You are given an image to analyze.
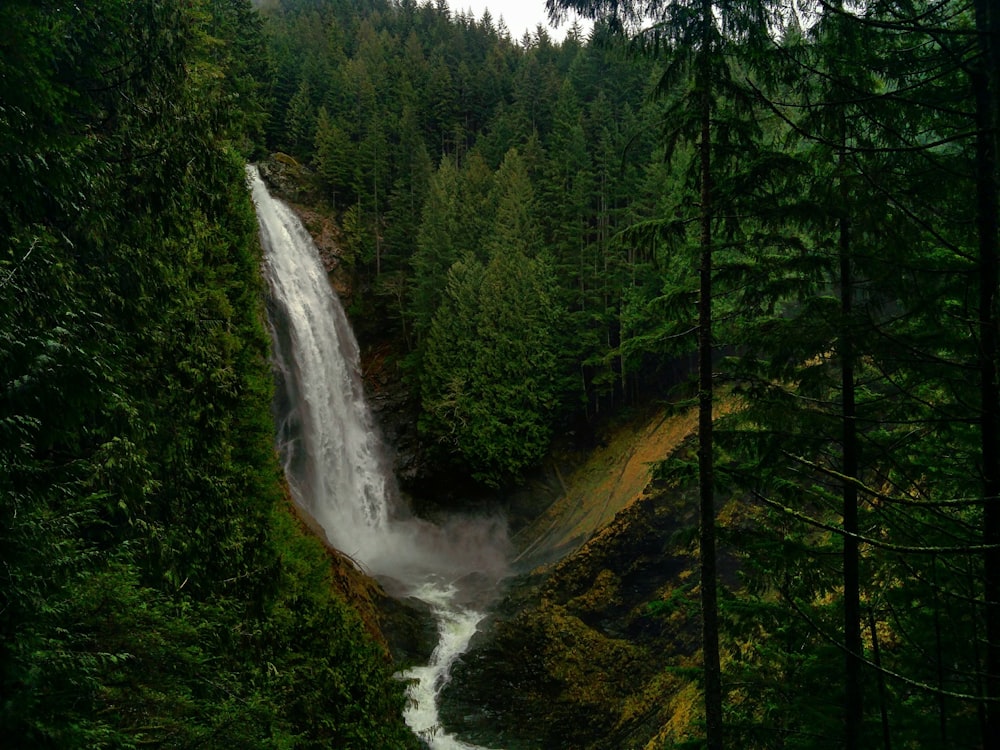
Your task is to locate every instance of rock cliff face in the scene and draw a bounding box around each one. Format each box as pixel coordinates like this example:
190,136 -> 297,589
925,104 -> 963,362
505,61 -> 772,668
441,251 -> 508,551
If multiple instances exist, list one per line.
438,420 -> 719,750
258,155 -> 348,289
284,493 -> 436,663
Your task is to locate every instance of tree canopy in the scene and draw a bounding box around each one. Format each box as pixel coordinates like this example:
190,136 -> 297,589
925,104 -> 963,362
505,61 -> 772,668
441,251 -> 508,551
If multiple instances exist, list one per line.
1,2 -> 417,747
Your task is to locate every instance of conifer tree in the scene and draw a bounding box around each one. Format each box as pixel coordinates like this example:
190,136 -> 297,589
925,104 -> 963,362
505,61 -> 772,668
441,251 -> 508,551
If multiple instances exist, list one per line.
723,1 -> 1000,745
1,3 -> 419,746
546,0 -> 780,744
419,149 -> 563,485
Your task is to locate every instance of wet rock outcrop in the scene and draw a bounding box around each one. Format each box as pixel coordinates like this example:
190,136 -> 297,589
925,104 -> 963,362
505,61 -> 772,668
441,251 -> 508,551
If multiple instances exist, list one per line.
438,445 -> 731,750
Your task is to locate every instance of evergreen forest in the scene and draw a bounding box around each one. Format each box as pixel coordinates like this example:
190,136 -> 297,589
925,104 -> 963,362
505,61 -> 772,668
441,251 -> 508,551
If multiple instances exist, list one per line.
1,2 -> 417,747
3,0 -> 1000,747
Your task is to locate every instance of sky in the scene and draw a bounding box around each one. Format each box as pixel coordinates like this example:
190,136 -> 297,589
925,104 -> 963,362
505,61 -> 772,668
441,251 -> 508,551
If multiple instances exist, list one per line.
450,0 -> 592,41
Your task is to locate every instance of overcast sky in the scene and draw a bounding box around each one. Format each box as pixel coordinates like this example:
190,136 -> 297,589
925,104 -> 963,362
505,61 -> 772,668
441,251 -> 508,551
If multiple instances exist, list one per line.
450,0 -> 592,41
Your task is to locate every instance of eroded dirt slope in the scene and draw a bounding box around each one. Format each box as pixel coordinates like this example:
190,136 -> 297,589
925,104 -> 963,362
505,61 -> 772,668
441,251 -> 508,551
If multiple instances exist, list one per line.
511,407 -> 697,572
441,405 -> 724,750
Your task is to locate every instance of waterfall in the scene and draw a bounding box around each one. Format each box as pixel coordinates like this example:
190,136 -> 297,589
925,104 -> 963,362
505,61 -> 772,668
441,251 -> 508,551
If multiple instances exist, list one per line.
248,166 -> 506,748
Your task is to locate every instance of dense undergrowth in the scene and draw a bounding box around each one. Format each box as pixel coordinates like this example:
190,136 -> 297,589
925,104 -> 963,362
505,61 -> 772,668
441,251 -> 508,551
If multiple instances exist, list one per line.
0,2 -> 417,747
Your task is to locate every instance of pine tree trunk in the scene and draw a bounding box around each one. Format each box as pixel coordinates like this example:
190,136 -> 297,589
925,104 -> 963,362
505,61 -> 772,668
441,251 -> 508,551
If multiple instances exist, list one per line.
867,608 -> 892,750
840,161 -> 863,750
973,0 -> 1000,742
698,1 -> 723,746
932,557 -> 947,745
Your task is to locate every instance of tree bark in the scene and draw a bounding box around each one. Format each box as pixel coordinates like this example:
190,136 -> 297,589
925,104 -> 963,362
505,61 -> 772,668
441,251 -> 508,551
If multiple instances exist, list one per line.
840,155 -> 863,750
698,1 -> 723,747
867,608 -> 892,750
973,0 -> 1000,743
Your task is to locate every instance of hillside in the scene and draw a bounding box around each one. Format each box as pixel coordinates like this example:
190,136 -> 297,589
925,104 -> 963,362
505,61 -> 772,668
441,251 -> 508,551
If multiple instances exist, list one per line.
441,406 -> 712,749
511,407 -> 698,570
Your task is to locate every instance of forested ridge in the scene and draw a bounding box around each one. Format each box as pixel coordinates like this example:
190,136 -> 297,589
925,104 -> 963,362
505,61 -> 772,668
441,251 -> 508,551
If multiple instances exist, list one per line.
258,0 -> 1000,747
1,2 -> 417,747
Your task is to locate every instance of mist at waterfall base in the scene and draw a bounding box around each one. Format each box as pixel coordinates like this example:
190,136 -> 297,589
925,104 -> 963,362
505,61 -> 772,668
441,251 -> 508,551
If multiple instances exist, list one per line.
248,167 -> 508,749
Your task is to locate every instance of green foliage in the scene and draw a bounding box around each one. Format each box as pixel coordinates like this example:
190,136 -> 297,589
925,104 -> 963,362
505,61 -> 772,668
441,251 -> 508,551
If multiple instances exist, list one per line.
257,0 -> 663,471
0,2 -> 417,747
418,150 -> 564,485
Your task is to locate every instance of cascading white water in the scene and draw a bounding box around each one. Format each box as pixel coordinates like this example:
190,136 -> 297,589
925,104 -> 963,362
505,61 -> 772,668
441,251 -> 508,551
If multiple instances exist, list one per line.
248,166 -> 505,749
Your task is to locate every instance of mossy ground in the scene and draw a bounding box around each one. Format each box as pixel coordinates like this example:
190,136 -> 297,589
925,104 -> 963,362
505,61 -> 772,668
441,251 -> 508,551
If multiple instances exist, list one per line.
440,406 -> 728,749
